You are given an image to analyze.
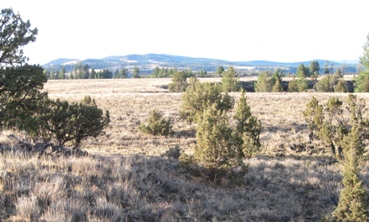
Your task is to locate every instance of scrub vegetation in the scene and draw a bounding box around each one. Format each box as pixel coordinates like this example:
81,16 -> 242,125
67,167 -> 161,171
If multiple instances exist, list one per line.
2,7 -> 369,222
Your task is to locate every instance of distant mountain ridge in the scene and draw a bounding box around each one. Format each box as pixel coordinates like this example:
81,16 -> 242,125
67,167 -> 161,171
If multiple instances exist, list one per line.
43,53 -> 359,74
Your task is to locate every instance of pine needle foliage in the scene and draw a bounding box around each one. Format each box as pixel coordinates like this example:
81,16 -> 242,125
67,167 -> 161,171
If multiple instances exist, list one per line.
139,109 -> 172,136
334,79 -> 349,93
288,76 -> 308,92
233,89 -> 262,158
180,77 -> 234,124
0,64 -> 48,135
195,104 -> 239,171
355,33 -> 369,92
254,69 -> 284,92
221,66 -> 240,92
40,97 -> 110,148
303,94 -> 369,158
331,126 -> 368,221
190,90 -> 261,182
168,71 -> 189,92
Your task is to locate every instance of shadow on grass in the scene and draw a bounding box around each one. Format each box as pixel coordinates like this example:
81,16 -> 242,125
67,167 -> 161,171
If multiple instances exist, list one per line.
0,145 -> 359,222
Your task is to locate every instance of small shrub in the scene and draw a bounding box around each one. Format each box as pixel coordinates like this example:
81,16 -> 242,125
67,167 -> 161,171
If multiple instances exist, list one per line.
161,145 -> 181,160
288,77 -> 299,92
315,74 -> 347,92
139,109 -> 172,136
255,70 -> 284,92
168,71 -> 188,92
234,90 -> 262,158
82,95 -> 96,105
315,74 -> 337,92
40,97 -> 110,148
334,79 -> 348,93
288,76 -> 308,92
303,94 -> 369,158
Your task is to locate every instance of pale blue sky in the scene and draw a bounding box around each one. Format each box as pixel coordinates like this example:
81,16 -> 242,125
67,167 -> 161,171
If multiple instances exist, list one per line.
2,0 -> 368,65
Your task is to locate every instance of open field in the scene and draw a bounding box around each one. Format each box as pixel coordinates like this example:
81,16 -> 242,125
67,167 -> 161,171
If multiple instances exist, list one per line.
1,77 -> 369,221
42,76 -> 366,157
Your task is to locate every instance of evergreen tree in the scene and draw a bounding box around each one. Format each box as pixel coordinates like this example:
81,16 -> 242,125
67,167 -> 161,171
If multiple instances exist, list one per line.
152,66 -> 160,77
324,61 -> 331,74
309,60 -> 320,78
198,70 -> 205,77
355,33 -> 369,92
288,77 -> 299,92
58,66 -> 66,79
40,97 -> 110,148
221,66 -> 240,92
49,69 -> 55,79
69,70 -> 75,79
297,63 -> 310,78
195,104 -> 238,173
272,77 -> 284,92
83,64 -> 90,79
303,94 -> 369,158
180,77 -> 233,124
216,65 -> 225,76
332,125 -> 368,221
168,71 -> 189,92
73,65 -> 78,79
90,68 -> 97,79
0,65 -> 47,134
315,74 -> 338,92
139,109 -> 172,136
255,71 -> 272,92
360,33 -> 369,69
116,68 -> 127,78
271,69 -> 284,92
132,66 -> 140,78
233,90 -> 262,157
0,8 -> 38,65
335,79 -> 348,93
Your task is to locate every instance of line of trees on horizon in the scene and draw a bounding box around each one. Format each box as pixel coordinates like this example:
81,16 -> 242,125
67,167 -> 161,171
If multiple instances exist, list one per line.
44,61 -> 356,80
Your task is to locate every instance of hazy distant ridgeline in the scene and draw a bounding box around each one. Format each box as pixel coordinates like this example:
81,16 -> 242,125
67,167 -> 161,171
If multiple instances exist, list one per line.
43,53 -> 358,74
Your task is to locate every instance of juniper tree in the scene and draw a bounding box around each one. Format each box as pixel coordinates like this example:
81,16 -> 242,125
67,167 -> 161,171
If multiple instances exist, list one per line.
221,66 -> 240,92
216,65 -> 225,76
271,69 -> 284,92
334,79 -> 348,93
189,90 -> 260,182
309,60 -> 320,79
194,104 -> 239,172
168,71 -> 189,92
0,64 -> 47,134
180,77 -> 233,124
303,94 -> 369,158
355,33 -> 369,92
272,77 -> 284,92
0,8 -> 38,66
332,126 -> 368,221
40,97 -> 110,148
139,109 -> 172,136
233,90 -> 261,157
255,71 -> 272,92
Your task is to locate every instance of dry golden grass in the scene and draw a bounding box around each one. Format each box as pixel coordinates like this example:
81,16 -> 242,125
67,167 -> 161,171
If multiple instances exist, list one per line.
42,77 -> 369,157
1,77 -> 369,221
0,140 -> 350,221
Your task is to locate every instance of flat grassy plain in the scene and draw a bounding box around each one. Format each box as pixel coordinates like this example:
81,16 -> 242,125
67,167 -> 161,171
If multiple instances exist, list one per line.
1,77 -> 369,221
